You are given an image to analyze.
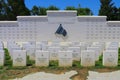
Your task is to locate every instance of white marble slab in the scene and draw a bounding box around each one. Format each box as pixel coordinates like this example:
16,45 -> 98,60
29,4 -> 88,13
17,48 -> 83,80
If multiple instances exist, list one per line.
103,50 -> 118,67
68,47 -> 81,61
58,51 -> 72,67
35,50 -> 49,66
12,50 -> 26,66
81,50 -> 95,67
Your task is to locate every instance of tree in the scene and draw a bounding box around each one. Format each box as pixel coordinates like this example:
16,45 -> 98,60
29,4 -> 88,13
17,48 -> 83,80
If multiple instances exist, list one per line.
47,5 -> 59,10
118,8 -> 120,20
31,6 -> 39,15
39,7 -> 47,15
64,5 -> 93,16
0,0 -> 30,20
77,8 -> 93,15
0,0 -> 8,20
31,6 -> 47,15
31,5 -> 59,16
65,6 -> 76,10
99,0 -> 115,20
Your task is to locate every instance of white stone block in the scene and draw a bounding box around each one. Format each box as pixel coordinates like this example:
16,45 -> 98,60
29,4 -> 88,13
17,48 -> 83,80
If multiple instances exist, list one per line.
68,47 -> 81,61
12,50 -> 26,66
87,47 -> 101,61
91,45 -> 104,54
35,50 -> 49,66
58,51 -> 72,67
81,50 -> 95,67
48,47 -> 60,60
0,50 -> 4,66
103,50 -> 118,67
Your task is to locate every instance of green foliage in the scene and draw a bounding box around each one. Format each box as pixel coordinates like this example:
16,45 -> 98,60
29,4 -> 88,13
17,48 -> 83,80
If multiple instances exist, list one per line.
95,55 -> 103,68
0,66 -> 3,69
72,61 -> 82,68
0,0 -> 30,20
4,48 -> 12,67
4,60 -> 12,66
64,5 -> 93,16
99,0 -> 120,20
27,56 -> 35,66
118,48 -> 120,66
47,5 -> 59,10
65,6 -> 76,10
49,60 -> 58,69
12,66 -> 27,70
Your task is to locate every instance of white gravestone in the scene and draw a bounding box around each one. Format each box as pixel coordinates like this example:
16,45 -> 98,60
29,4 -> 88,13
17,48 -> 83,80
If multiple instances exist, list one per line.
9,47 -> 22,59
87,47 -> 101,61
48,47 -> 60,60
91,45 -> 104,54
0,50 -> 4,66
35,50 -> 49,67
58,51 -> 72,67
81,50 -> 95,67
103,50 -> 118,67
68,47 -> 81,61
12,50 -> 26,66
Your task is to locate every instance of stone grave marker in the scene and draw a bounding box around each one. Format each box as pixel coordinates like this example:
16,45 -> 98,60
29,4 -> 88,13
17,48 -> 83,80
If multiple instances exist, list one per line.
48,47 -> 60,60
58,51 -> 72,67
68,47 -> 81,61
35,50 -> 49,66
103,50 -> 118,67
87,47 -> 101,61
81,50 -> 95,67
12,50 -> 26,66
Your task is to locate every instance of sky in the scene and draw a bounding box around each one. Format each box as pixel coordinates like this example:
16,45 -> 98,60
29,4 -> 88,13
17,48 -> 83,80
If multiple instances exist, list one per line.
25,0 -> 120,15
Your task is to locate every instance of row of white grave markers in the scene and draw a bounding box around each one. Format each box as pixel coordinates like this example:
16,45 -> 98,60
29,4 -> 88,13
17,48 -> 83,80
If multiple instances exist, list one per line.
2,41 -> 119,67
0,41 -> 4,66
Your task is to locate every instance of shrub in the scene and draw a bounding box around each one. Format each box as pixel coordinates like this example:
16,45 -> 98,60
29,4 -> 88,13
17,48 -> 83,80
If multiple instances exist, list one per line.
49,60 -> 58,69
27,56 -> 35,66
72,61 -> 81,68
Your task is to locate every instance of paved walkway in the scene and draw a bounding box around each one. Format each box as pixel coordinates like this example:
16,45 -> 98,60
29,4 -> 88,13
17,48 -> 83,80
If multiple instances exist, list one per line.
87,70 -> 120,80
10,70 -> 77,80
